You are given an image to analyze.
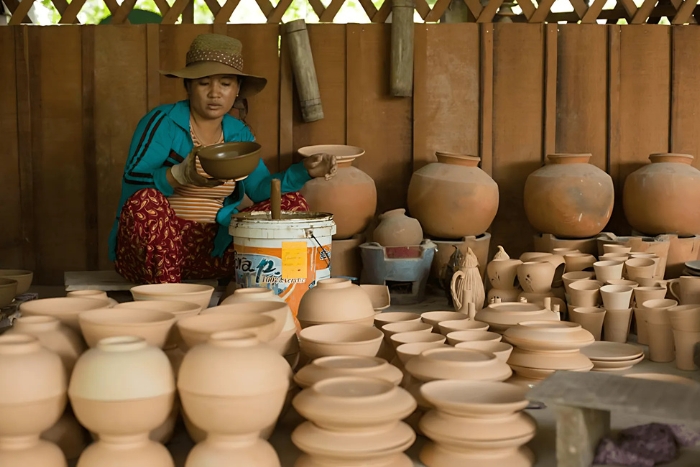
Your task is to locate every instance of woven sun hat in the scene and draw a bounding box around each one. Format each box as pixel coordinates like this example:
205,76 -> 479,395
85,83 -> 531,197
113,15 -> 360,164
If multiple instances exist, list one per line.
160,33 -> 267,99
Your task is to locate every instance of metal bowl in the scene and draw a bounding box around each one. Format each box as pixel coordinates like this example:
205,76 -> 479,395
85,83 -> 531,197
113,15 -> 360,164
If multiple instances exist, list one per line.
198,141 -> 261,180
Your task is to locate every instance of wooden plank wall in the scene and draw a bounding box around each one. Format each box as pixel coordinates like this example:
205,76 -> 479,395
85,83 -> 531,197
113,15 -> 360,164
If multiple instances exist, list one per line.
0,23 -> 697,284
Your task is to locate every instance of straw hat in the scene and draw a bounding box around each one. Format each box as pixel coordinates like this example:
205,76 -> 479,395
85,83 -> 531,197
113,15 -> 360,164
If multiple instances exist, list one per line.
160,33 -> 267,99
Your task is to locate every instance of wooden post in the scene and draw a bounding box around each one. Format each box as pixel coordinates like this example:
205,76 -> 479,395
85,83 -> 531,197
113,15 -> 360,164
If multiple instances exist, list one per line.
554,406 -> 610,467
390,0 -> 414,97
271,179 -> 282,220
283,19 -> 324,123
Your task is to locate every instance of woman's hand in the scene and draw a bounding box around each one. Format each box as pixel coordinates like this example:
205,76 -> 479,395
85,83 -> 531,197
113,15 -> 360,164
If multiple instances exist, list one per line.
303,153 -> 337,180
170,148 -> 224,188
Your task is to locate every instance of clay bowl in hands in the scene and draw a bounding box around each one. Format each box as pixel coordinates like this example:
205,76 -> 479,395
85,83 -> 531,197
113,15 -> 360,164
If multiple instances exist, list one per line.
176,312 -> 278,350
0,269 -> 32,295
197,141 -> 261,180
130,283 -> 215,310
20,297 -> 111,332
78,308 -> 177,348
0,278 -> 18,307
299,323 -> 383,360
420,380 -> 529,417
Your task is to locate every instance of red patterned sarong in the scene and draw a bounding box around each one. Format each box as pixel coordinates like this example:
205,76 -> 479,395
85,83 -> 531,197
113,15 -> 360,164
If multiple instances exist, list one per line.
114,188 -> 309,284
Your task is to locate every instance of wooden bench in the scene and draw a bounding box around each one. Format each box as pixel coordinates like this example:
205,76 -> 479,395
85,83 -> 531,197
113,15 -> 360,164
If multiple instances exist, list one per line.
528,371 -> 700,467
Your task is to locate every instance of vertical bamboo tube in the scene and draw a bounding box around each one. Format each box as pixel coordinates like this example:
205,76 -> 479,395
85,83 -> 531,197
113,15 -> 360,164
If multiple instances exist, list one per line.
271,179 -> 282,220
284,19 -> 324,122
391,0 -> 415,97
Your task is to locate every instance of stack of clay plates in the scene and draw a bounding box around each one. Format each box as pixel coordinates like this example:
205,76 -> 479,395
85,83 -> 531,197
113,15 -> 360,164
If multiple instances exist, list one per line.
503,321 -> 595,385
682,261 -> 700,277
580,342 -> 645,372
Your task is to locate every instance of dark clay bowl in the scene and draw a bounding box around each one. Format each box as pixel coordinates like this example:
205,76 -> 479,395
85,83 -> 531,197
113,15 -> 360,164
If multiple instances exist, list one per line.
198,142 -> 261,180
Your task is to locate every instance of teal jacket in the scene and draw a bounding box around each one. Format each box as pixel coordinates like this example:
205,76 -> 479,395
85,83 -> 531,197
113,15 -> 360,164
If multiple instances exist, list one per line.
108,100 -> 311,262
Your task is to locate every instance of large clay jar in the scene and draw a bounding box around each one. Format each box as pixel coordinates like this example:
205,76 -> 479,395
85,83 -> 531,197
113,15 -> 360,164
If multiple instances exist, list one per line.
623,153 -> 700,236
373,209 -> 424,247
178,331 -> 291,467
69,336 -> 176,467
407,153 -> 499,239
0,334 -> 67,467
297,278 -> 375,328
524,154 -> 614,238
299,145 -> 377,239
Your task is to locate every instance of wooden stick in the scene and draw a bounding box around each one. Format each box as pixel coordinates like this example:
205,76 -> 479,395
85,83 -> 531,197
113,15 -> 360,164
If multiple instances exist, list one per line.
271,179 -> 282,220
391,0 -> 415,97
284,19 -> 324,123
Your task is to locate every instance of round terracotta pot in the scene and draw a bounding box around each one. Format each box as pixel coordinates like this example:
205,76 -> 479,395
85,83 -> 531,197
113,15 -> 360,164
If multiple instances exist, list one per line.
297,278 -> 375,328
623,153 -> 700,236
373,209 -> 423,247
407,153 -> 499,239
0,334 -> 67,467
298,145 -> 377,239
524,154 -> 614,238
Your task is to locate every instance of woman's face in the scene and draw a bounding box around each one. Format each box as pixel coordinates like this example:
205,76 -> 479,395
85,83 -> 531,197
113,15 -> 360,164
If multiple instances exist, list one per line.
187,74 -> 240,120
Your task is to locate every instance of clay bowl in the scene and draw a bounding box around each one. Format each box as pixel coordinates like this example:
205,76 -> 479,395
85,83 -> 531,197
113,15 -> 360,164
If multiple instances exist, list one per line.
438,319 -> 489,336
0,278 -> 18,307
454,341 -> 513,363
293,355 -> 404,389
177,312 -> 278,349
420,380 -> 529,418
115,300 -> 202,319
201,301 -> 291,338
20,297 -> 111,332
381,321 -> 432,340
503,320 -> 595,352
0,269 -> 32,295
359,285 -> 391,312
390,331 -> 446,349
67,290 -> 119,307
78,308 -> 176,348
130,283 -> 215,310
421,311 -> 468,331
563,271 -> 596,294
395,342 -> 449,365
299,323 -> 383,360
373,312 -> 421,328
197,141 -> 261,180
405,347 -> 512,382
446,330 -> 502,346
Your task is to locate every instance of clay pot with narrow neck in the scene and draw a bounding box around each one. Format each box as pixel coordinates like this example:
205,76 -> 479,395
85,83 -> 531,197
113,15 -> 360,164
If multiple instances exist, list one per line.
524,154 -> 614,238
407,153 -> 499,239
0,334 -> 67,467
624,154 -> 700,236
299,145 -> 377,239
373,209 -> 423,247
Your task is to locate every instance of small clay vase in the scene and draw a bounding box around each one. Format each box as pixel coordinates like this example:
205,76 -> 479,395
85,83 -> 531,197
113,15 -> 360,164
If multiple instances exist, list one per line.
373,209 -> 423,247
642,299 -> 678,363
570,307 -> 606,341
599,285 -> 634,311
0,334 -> 67,467
603,308 -> 632,343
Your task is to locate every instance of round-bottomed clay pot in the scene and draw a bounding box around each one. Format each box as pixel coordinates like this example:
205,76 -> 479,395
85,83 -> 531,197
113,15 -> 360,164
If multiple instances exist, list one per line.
299,145 -> 377,240
178,331 -> 291,467
299,323 -> 383,359
0,334 -> 67,467
373,209 -> 423,247
407,153 -> 499,239
20,297 -> 111,333
68,336 -> 176,467
623,153 -> 700,236
524,154 -> 614,238
298,278 -> 375,328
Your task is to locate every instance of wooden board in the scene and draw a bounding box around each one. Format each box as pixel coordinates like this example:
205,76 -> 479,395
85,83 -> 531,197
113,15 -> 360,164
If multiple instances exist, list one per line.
670,26 -> 700,169
291,24 -> 347,166
489,23 -> 544,257
33,26 -> 88,284
613,26 -> 671,234
0,28 -> 23,269
346,24 -> 413,215
93,25 -> 149,270
555,25 -> 608,171
413,23 -> 480,171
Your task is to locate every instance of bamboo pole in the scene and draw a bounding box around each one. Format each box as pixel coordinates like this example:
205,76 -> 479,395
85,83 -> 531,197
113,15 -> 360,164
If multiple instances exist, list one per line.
390,0 -> 415,97
284,19 -> 324,122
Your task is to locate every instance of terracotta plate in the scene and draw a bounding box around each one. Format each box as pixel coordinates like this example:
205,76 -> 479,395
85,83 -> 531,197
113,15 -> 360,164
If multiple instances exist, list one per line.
580,342 -> 644,361
591,354 -> 645,369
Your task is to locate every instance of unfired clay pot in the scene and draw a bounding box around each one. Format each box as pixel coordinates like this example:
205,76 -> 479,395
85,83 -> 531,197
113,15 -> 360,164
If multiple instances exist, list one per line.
524,154 -> 614,238
68,336 -> 176,467
178,331 -> 291,467
407,153 -> 499,239
623,154 -> 700,236
373,209 -> 423,247
299,145 -> 377,239
0,334 -> 67,467
297,278 -> 375,328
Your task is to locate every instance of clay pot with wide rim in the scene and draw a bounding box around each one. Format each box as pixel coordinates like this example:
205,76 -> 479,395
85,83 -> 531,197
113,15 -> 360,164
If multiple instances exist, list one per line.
178,331 -> 291,467
623,153 -> 700,236
407,152 -> 499,239
373,209 -> 423,247
524,154 -> 614,238
298,145 -> 377,240
0,334 -> 67,467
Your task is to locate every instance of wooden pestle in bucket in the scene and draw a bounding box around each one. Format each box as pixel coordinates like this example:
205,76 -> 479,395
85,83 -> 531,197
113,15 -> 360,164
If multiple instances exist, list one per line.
271,179 -> 282,219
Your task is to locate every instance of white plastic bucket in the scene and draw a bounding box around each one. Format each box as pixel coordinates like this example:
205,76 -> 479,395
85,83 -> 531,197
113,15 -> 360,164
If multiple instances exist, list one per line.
229,211 -> 336,318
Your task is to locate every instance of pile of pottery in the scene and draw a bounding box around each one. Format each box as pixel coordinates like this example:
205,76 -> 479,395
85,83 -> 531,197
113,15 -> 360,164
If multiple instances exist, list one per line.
418,380 -> 536,467
0,269 -> 33,307
580,342 -> 644,372
292,376 -> 417,466
503,321 -> 594,386
475,300 -> 559,334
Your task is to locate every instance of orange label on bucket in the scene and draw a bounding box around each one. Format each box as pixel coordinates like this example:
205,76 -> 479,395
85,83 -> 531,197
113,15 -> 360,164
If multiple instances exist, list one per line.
282,242 -> 307,279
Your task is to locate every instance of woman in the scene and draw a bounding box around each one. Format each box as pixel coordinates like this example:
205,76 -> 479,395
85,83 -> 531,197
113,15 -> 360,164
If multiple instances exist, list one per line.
108,33 -> 336,284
